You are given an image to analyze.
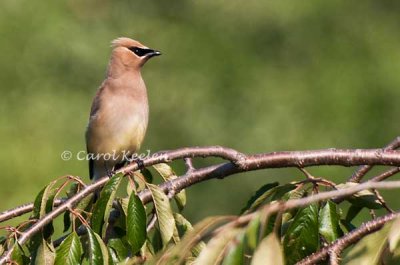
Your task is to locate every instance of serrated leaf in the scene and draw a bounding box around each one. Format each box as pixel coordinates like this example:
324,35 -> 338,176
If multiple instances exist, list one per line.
343,221 -> 392,265
126,192 -> 147,253
195,228 -> 240,265
87,227 -> 109,265
32,182 -> 57,239
221,233 -> 245,265
251,233 -> 284,265
34,239 -> 55,265
157,216 -> 234,264
283,204 -> 319,265
319,200 -> 340,243
153,163 -> 187,211
107,238 -> 129,262
91,174 -> 123,237
336,182 -> 383,209
55,232 -> 82,265
147,183 -> 175,246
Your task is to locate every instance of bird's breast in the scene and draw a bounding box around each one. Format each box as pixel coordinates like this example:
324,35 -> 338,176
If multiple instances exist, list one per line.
86,92 -> 149,159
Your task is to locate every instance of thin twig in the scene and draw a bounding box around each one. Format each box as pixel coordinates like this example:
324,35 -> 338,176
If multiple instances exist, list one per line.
370,167 -> 400,182
297,212 -> 399,265
184,157 -> 195,173
3,146 -> 400,224
349,137 -> 400,182
3,146 -> 400,262
146,214 -> 158,233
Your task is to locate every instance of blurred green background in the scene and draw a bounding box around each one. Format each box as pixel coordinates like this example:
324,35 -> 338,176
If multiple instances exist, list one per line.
1,0 -> 400,224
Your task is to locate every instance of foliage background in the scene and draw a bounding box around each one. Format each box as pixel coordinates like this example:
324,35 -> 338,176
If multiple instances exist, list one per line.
1,0 -> 400,225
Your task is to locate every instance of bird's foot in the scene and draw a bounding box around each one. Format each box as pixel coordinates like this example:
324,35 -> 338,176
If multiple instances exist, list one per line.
133,158 -> 145,170
103,161 -> 115,178
107,168 -> 116,178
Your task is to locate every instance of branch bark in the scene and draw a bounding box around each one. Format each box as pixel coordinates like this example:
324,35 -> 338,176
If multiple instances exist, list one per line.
297,212 -> 399,264
2,146 -> 400,263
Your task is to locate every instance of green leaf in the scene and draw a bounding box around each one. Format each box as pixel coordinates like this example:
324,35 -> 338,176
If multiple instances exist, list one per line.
389,217 -> 400,251
270,183 -> 298,202
141,168 -> 154,183
221,233 -> 245,265
195,228 -> 240,265
283,203 -> 319,265
244,183 -> 296,213
241,182 -> 279,213
32,182 -> 57,239
107,238 -> 129,262
150,228 -> 164,254
153,163 -> 187,211
343,221 -> 391,265
173,213 -> 204,256
337,182 -> 383,209
91,174 -> 123,237
281,187 -> 308,223
126,177 -> 136,196
118,197 -> 129,217
34,239 -> 56,265
55,232 -> 83,265
319,200 -> 340,243
72,193 -> 94,230
340,219 -> 356,234
126,192 -> 147,254
147,183 -> 175,246
345,204 -> 363,223
245,215 -> 261,251
10,241 -> 29,265
63,212 -> 72,233
251,233 -> 284,265
174,213 -> 194,236
87,227 -> 109,265
157,216 -> 233,264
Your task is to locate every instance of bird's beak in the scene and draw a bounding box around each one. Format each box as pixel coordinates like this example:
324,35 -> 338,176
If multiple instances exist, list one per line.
146,49 -> 161,58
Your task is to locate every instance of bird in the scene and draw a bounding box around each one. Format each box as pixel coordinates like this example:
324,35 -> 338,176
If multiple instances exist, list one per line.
85,37 -> 161,181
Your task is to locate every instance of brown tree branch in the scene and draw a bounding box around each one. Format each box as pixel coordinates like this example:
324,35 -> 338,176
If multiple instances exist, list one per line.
349,136 -> 400,182
4,146 -> 400,223
297,212 -> 399,265
370,167 -> 400,182
3,146 -> 400,262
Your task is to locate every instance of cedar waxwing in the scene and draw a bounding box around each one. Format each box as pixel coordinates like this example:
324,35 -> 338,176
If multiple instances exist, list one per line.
85,37 -> 161,181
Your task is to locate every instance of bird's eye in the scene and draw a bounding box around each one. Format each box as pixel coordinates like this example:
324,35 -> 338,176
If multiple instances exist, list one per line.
128,47 -> 147,57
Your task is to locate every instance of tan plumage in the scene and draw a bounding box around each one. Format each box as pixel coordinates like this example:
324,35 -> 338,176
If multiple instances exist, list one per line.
86,37 -> 160,180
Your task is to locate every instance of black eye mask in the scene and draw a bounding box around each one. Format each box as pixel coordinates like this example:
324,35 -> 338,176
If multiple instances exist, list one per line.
128,47 -> 161,57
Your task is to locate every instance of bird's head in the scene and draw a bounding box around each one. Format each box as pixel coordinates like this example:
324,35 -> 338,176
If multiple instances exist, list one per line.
110,37 -> 161,69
